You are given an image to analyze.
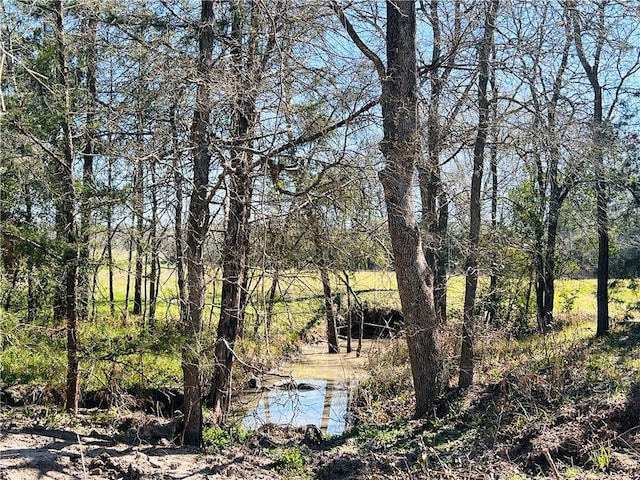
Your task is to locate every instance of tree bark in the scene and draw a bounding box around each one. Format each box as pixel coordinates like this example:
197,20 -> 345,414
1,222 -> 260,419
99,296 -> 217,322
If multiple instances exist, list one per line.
148,155 -> 159,331
310,210 -> 340,353
530,9 -> 572,332
378,1 -> 445,415
419,0 -> 448,324
459,0 -> 498,389
181,0 -> 216,447
133,161 -> 144,316
333,0 -> 445,414
487,43 -> 499,326
208,0 -> 274,424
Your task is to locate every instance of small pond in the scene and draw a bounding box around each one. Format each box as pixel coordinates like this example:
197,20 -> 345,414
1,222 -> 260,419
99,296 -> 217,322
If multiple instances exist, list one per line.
236,339 -> 381,436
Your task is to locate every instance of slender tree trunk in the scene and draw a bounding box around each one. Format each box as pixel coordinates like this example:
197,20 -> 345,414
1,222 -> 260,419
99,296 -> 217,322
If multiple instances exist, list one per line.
543,198 -> 561,326
123,236 -> 133,325
319,266 -> 339,353
459,0 -> 498,389
535,247 -> 547,332
53,0 -> 79,413
264,268 -> 279,349
487,47 -> 499,326
170,95 -> 187,326
208,0 -> 272,424
133,47 -> 145,317
570,2 -> 609,335
536,12 -> 571,331
107,159 -> 115,318
594,96 -> 609,336
133,158 -> 144,316
181,0 -> 216,447
106,47 -> 116,319
78,10 -> 97,324
148,157 -> 159,331
419,0 -> 450,324
310,209 -> 340,353
25,184 -> 38,322
343,271 -> 352,353
208,160 -> 252,422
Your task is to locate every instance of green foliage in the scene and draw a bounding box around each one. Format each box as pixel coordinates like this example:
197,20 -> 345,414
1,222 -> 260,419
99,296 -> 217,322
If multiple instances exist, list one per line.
202,426 -> 232,451
0,308 -> 183,394
559,289 -> 578,314
271,447 -> 309,475
0,313 -> 66,386
95,406 -> 120,425
589,442 -> 612,472
353,423 -> 411,450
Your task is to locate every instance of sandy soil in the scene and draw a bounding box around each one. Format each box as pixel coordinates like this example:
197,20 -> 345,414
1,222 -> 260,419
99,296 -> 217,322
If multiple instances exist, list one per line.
0,409 -> 284,480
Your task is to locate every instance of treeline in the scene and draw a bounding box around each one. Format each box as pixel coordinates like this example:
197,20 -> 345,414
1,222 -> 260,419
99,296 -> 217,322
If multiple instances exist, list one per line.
0,1 -> 638,445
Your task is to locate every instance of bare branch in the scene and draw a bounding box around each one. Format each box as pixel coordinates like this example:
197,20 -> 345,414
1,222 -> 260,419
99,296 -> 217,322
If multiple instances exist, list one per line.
329,1 -> 386,82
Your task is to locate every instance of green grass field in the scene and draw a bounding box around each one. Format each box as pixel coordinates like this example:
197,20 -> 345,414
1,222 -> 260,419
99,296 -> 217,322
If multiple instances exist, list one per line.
1,268 -> 638,396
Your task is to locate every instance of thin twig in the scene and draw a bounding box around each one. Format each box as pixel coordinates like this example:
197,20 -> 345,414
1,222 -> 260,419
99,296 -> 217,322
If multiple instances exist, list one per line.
76,434 -> 88,480
543,449 -> 560,480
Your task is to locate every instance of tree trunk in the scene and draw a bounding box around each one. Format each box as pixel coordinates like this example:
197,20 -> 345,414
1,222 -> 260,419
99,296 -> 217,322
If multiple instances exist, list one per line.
570,2 -> 609,336
170,94 -> 187,326
487,46 -> 499,326
536,13 -> 571,331
148,156 -> 159,331
459,0 -> 498,389
123,236 -> 133,324
53,0 -> 79,414
594,101 -> 609,336
377,1 -> 445,415
133,49 -> 145,317
208,161 -> 252,422
208,0 -> 270,424
181,0 -> 216,447
319,255 -> 340,354
331,0 -> 447,411
263,268 -> 279,349
419,0 -> 448,325
343,271 -> 352,353
107,159 -> 115,318
78,10 -> 97,324
535,249 -> 547,332
133,163 -> 144,316
310,209 -> 340,353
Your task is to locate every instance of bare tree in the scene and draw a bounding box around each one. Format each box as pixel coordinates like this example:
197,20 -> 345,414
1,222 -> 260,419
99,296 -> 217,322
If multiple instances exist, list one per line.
182,0 -> 216,447
208,0 -> 278,424
333,0 -> 446,415
569,0 -> 640,336
459,0 -> 498,389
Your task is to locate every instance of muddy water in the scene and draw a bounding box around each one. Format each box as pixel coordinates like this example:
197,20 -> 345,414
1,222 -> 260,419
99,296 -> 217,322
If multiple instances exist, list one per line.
237,339 -> 380,436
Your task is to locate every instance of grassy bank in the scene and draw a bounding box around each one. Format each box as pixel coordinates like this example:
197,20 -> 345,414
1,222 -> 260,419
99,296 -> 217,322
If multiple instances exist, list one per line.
1,272 -> 638,398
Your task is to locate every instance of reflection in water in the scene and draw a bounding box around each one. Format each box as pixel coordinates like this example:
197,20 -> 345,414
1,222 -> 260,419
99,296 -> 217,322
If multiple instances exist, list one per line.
241,379 -> 350,436
238,339 -> 380,436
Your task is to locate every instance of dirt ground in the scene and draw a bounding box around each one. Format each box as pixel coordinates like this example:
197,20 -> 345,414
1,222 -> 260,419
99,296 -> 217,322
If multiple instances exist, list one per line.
0,411 -> 278,480
1,429 -> 242,480
3,390 -> 640,480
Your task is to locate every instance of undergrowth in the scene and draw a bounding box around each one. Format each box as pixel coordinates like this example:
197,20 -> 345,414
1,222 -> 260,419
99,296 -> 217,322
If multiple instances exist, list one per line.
348,316 -> 640,478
